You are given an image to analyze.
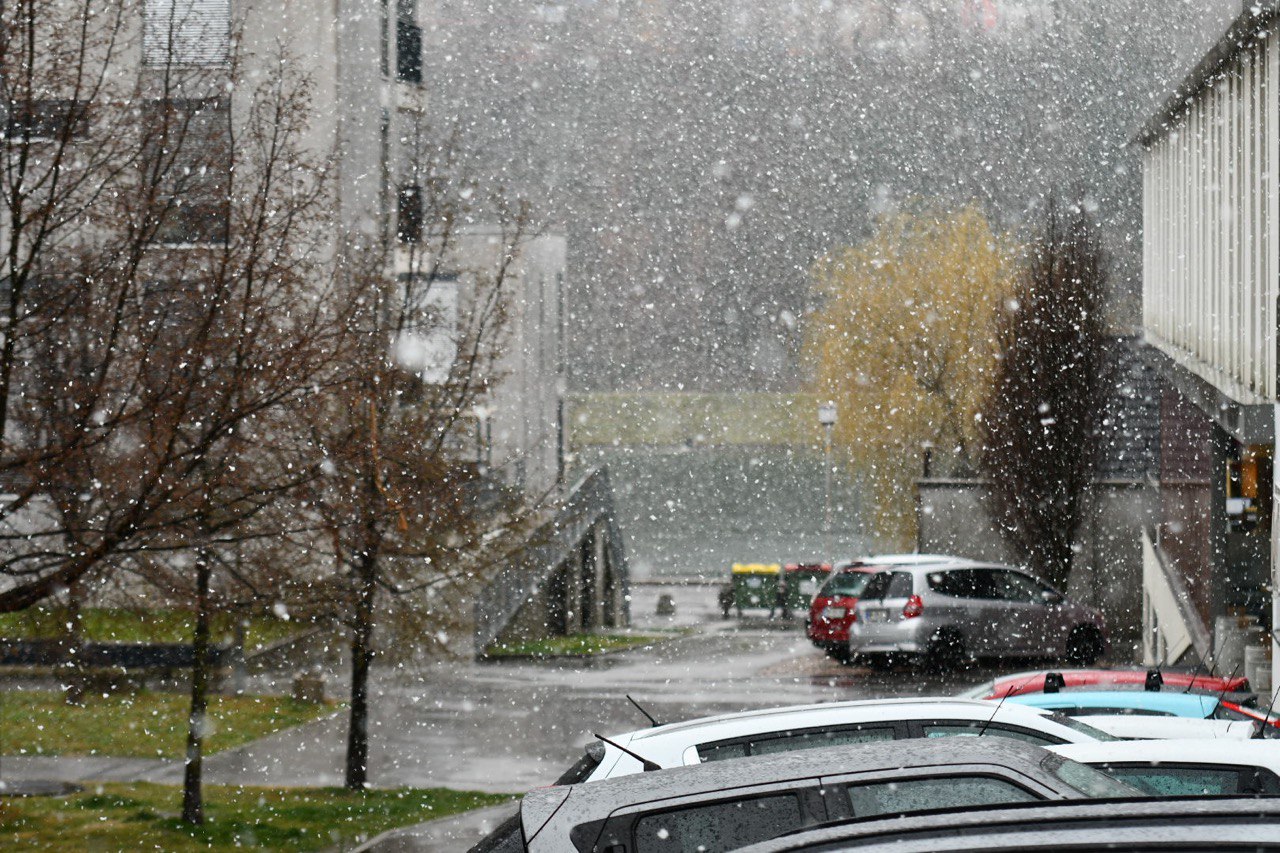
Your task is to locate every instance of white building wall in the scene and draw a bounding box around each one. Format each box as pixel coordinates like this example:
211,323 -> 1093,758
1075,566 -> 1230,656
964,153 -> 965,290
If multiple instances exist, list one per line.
1142,29 -> 1280,406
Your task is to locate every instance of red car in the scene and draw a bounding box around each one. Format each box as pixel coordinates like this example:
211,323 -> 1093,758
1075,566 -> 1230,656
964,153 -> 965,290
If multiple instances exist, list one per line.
966,668 -> 1251,700
806,564 -> 879,663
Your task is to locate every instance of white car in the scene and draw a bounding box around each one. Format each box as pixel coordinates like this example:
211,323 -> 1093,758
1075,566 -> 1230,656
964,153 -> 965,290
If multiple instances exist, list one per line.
1075,715 -> 1256,741
1052,739 -> 1280,794
575,698 -> 1117,782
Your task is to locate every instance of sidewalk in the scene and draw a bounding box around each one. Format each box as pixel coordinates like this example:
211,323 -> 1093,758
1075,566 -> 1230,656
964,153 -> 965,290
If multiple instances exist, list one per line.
352,802 -> 517,852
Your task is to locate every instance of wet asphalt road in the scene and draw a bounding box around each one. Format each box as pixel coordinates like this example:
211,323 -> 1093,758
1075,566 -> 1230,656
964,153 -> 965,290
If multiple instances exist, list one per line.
196,584 -> 1001,794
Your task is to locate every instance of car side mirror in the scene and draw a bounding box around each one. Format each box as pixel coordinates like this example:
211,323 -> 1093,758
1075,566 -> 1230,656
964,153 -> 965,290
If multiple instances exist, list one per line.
1041,590 -> 1064,606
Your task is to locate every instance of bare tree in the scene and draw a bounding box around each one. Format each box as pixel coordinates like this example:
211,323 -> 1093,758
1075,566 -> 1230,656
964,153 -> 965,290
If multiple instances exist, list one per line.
291,123 -> 534,790
980,195 -> 1114,591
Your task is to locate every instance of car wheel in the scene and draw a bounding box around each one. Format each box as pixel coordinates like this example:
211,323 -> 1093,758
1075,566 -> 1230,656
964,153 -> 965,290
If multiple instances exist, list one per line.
1065,625 -> 1104,666
924,629 -> 966,673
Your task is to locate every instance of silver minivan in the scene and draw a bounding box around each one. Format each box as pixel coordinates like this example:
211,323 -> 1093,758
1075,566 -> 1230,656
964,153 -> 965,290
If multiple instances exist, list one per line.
848,562 -> 1106,669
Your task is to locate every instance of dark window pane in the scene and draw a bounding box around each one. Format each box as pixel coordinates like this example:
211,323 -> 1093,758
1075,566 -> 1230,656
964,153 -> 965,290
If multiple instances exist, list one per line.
847,776 -> 1037,818
884,571 -> 913,598
860,572 -> 891,599
747,727 -> 894,756
820,572 -> 872,597
1103,765 -> 1252,796
396,19 -> 423,83
144,99 -> 230,245
927,569 -> 992,599
696,742 -> 748,763
5,99 -> 88,141
397,185 -> 424,242
633,794 -> 803,853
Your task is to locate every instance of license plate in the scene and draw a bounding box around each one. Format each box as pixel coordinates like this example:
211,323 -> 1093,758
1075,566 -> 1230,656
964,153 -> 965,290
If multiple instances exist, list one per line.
864,609 -> 889,623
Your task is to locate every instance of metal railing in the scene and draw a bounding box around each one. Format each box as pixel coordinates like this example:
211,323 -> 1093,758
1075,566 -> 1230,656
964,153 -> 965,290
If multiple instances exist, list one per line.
472,467 -> 627,656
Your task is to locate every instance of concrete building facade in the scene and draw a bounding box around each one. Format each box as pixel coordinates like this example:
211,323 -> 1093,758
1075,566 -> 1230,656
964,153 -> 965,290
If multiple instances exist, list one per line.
1136,3 -> 1280,694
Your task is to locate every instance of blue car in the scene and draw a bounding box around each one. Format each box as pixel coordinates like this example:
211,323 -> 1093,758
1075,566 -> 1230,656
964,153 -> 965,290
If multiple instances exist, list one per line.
1006,690 -> 1224,719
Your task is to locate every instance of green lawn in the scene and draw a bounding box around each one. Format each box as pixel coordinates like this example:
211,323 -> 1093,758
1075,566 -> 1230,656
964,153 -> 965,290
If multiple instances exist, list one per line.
0,607 -> 301,651
0,783 -> 511,851
0,691 -> 337,758
487,631 -> 675,658
567,391 -> 824,447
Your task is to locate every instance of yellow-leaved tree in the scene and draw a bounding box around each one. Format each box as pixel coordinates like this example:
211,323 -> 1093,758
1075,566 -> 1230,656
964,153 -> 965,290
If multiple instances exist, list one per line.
807,206 -> 1018,548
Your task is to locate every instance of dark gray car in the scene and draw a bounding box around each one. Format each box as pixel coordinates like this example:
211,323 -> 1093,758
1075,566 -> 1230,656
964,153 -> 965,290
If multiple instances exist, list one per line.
850,562 -> 1107,668
733,796 -> 1280,852
518,738 -> 1137,853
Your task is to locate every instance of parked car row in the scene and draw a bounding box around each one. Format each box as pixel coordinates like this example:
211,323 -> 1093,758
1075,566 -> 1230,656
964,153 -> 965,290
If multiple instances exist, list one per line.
805,554 -> 1108,669
472,676 -> 1280,852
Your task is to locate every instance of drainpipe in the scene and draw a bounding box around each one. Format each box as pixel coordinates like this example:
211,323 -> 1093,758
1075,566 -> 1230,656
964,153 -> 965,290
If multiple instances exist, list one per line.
1272,404 -> 1280,703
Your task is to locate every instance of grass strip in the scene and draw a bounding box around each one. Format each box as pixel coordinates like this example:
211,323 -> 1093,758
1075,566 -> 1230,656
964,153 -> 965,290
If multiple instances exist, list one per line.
0,691 -> 336,758
0,608 -> 300,650
0,782 -> 511,851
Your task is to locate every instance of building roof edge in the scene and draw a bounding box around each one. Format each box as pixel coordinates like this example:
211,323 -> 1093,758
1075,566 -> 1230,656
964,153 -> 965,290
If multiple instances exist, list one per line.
1134,3 -> 1280,148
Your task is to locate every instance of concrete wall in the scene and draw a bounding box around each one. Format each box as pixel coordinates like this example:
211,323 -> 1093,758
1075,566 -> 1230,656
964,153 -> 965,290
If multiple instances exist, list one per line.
450,228 -> 567,498
917,479 -> 1156,646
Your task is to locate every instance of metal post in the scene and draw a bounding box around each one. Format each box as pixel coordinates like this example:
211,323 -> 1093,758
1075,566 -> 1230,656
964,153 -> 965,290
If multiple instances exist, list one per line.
818,402 -> 837,565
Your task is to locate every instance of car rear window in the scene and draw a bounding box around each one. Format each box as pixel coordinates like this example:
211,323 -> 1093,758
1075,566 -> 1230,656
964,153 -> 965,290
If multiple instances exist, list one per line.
554,743 -> 603,785
820,571 -> 874,597
1094,763 -> 1280,796
863,571 -> 912,599
632,793 -> 805,853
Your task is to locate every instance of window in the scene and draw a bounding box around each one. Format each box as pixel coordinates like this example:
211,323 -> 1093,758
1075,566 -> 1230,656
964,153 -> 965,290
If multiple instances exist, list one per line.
920,722 -> 1060,745
143,0 -> 231,66
991,570 -> 1045,603
144,99 -> 231,245
396,0 -> 423,84
1042,754 -> 1144,798
632,793 -> 805,853
392,273 -> 459,383
4,100 -> 88,142
397,185 -> 424,243
819,571 -> 873,597
846,776 -> 1037,818
698,725 -> 894,763
927,569 -> 995,599
861,571 -> 912,600
1096,763 -> 1280,797
884,571 -> 913,598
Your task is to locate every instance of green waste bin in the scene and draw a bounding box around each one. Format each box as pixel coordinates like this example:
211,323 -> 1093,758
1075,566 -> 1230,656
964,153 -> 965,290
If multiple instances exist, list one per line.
730,563 -> 780,612
784,564 -> 832,611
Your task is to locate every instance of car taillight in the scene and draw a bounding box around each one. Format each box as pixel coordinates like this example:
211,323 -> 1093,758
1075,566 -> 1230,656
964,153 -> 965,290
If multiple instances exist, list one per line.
902,594 -> 924,619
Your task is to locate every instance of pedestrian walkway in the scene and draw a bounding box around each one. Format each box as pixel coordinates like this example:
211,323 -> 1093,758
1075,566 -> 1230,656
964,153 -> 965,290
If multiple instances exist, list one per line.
353,802 -> 517,852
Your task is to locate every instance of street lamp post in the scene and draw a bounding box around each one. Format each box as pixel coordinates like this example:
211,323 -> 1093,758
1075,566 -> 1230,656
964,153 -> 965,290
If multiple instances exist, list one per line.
818,401 -> 837,566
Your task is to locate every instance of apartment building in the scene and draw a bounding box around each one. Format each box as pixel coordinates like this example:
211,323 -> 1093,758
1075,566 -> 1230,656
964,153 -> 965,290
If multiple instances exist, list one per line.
1137,4 -> 1279,692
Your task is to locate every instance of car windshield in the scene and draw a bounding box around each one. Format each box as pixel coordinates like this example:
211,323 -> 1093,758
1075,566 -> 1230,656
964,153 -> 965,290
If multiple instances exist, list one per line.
1041,752 -> 1144,798
819,572 -> 873,597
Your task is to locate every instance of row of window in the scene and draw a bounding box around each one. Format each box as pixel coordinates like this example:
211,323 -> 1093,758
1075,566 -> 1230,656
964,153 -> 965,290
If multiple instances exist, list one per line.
859,568 -> 1059,605
140,0 -> 421,80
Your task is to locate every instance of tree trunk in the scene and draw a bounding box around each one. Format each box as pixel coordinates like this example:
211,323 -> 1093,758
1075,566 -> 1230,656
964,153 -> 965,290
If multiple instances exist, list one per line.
182,550 -> 212,825
344,555 -> 378,790
63,579 -> 86,706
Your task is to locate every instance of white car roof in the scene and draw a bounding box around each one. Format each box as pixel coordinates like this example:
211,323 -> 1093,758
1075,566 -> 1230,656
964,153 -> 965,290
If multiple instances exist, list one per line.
839,554 -> 967,567
589,698 -> 1095,782
1052,739 -> 1280,771
1079,715 -> 1256,741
